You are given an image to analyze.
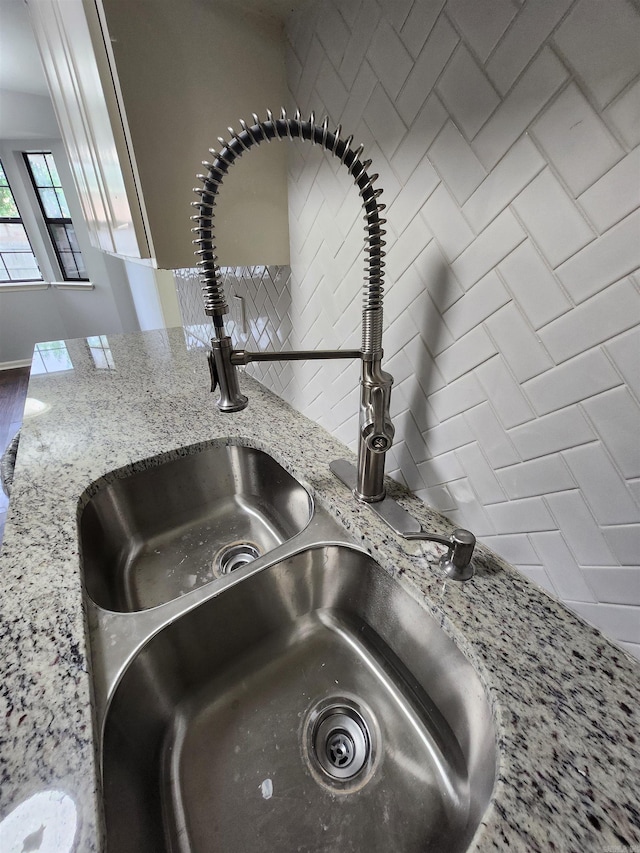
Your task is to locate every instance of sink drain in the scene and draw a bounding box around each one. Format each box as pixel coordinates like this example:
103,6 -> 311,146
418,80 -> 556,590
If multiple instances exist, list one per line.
215,541 -> 262,575
326,730 -> 356,769
315,710 -> 369,779
304,697 -> 376,789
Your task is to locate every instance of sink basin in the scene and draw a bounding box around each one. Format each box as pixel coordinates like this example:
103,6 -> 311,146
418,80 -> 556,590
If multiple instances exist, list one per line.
100,545 -> 496,852
79,444 -> 312,611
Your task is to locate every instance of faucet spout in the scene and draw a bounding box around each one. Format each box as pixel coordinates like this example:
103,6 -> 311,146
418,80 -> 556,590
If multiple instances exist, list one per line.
192,108 -> 392,502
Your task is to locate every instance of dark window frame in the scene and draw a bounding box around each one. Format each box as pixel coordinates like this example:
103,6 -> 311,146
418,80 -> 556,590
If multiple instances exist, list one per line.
0,159 -> 43,284
23,151 -> 89,283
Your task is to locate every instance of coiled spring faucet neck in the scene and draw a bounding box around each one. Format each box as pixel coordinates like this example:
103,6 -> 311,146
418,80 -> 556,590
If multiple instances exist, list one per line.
192,108 -> 394,503
192,108 -> 387,357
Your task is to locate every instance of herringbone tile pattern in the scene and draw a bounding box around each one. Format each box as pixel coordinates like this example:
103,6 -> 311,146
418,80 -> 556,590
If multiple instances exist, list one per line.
176,0 -> 640,659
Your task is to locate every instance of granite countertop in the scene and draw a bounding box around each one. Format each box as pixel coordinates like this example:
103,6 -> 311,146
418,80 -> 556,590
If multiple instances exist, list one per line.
0,328 -> 638,851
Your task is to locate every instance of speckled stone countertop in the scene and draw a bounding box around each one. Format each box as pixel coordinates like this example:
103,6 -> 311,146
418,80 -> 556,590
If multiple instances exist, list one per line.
0,328 -> 639,851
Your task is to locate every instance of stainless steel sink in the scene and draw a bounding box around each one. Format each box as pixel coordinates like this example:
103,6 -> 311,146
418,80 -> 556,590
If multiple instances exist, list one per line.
98,541 -> 496,852
79,443 -> 312,611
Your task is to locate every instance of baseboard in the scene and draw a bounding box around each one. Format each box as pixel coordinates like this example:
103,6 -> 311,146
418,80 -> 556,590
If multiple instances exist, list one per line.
0,359 -> 31,371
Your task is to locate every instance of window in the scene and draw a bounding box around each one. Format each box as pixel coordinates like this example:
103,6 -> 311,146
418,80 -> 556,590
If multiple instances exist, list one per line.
86,335 -> 115,370
24,152 -> 87,282
0,160 -> 42,283
30,340 -> 74,375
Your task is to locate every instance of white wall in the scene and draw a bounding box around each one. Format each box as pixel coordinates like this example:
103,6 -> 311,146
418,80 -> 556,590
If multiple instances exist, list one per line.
200,0 -> 640,659
0,138 -> 145,362
0,134 -> 185,363
0,90 -> 59,139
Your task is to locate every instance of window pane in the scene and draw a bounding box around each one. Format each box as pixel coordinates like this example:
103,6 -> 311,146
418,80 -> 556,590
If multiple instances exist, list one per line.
0,163 -> 20,218
56,188 -> 70,218
40,187 -> 63,218
3,253 -> 40,280
26,153 -> 52,187
0,222 -> 32,250
0,221 -> 41,282
74,252 -> 86,277
66,224 -> 80,252
45,154 -> 61,186
32,341 -> 74,373
51,223 -> 71,252
60,251 -> 81,279
0,187 -> 19,218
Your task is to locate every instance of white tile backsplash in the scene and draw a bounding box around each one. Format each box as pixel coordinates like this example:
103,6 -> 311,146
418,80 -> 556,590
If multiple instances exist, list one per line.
455,442 -> 507,505
563,443 -> 640,526
580,568 -> 640,606
420,183 -> 475,262
605,327 -> 640,400
179,0 -> 640,660
428,121 -> 486,205
531,83 -> 623,195
445,0 -> 516,63
605,77 -> 640,148
464,401 -> 520,468
463,134 -> 546,233
442,270 -> 510,340
523,349 -> 622,416
473,47 -> 569,168
429,372 -> 485,421
436,43 -> 500,138
498,241 -> 571,329
396,15 -> 459,124
508,407 -> 595,460
399,0 -> 444,58
553,0 -> 640,108
484,302 -> 554,382
528,531 -> 597,602
485,0 -> 574,95
568,601 -> 640,644
511,168 -> 595,267
475,354 -> 535,428
578,146 -> 640,233
368,18 -> 414,99
539,277 -> 640,363
546,491 -> 617,566
581,387 -> 640,480
602,525 -> 640,566
496,456 -> 576,501
450,208 -> 526,287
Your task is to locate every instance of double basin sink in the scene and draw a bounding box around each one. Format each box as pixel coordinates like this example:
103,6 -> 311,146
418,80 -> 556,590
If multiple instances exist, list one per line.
79,442 -> 496,852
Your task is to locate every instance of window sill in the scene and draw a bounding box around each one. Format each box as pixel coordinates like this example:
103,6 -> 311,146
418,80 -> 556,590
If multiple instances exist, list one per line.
52,281 -> 94,291
0,281 -> 94,292
0,281 -> 49,292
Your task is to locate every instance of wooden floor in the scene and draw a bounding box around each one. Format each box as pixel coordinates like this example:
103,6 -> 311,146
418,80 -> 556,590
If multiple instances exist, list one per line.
0,367 -> 30,546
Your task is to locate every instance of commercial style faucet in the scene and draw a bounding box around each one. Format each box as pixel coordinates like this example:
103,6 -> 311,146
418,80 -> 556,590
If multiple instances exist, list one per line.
192,109 -> 476,580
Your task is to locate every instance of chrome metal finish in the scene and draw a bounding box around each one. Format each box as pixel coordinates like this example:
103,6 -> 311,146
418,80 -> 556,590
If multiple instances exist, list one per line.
356,359 -> 394,502
308,700 -> 373,782
192,109 -> 391,501
230,348 -> 361,365
79,444 -> 312,612
330,459 -> 476,581
209,337 -> 248,411
215,541 -> 261,574
88,498 -> 496,853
